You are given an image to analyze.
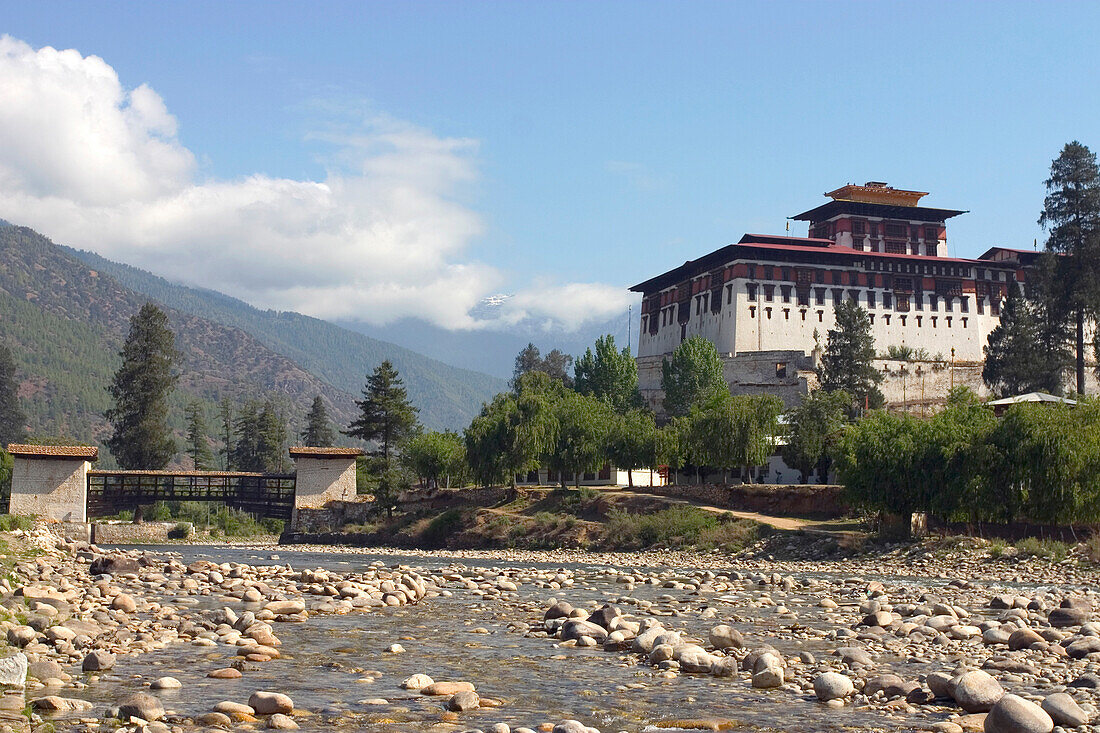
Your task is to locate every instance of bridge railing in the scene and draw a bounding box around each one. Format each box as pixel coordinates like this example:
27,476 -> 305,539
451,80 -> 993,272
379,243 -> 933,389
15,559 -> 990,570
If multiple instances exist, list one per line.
86,470 -> 296,520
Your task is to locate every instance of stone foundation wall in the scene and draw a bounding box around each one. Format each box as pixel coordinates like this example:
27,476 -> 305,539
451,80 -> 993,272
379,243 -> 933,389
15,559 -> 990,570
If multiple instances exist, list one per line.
632,483 -> 848,519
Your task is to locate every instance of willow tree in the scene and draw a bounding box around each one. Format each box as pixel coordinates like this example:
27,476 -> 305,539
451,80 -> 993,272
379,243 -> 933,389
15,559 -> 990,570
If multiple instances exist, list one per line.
606,409 -> 659,488
464,372 -> 558,488
545,390 -> 611,488
661,335 -> 726,418
686,391 -> 783,483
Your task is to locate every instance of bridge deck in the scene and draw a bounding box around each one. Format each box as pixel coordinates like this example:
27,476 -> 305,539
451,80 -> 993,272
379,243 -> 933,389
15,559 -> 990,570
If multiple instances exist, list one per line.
86,471 -> 296,520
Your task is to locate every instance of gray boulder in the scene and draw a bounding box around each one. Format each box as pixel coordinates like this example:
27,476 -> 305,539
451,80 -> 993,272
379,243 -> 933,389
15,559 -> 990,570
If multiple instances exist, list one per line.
117,693 -> 165,721
1040,693 -> 1089,728
813,672 -> 853,701
984,693 -> 1052,733
953,670 -> 1004,713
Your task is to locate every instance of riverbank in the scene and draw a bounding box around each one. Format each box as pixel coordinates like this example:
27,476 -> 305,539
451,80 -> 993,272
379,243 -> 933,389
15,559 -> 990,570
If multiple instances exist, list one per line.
4,521 -> 1100,732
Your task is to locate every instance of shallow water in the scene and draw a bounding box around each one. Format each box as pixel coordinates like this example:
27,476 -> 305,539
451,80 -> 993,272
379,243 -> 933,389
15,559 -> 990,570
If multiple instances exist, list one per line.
51,545 -> 998,732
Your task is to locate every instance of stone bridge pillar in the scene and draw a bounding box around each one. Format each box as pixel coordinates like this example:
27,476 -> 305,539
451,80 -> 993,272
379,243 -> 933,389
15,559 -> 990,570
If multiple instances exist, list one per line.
289,447 -> 362,530
7,444 -> 98,522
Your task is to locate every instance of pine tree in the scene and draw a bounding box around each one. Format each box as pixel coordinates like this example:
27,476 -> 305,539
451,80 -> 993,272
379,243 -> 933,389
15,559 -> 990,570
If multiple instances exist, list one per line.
1039,141 -> 1100,394
0,343 -> 27,447
218,398 -> 233,470
105,303 -> 179,469
184,400 -> 214,470
345,361 -> 420,469
299,395 -> 335,447
574,334 -> 644,414
817,300 -> 883,411
231,398 -> 290,473
983,287 -> 1069,396
660,335 -> 726,417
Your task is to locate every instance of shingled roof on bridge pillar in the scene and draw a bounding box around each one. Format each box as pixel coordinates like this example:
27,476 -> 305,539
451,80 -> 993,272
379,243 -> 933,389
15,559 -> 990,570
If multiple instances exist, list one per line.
289,446 -> 363,514
7,444 -> 98,522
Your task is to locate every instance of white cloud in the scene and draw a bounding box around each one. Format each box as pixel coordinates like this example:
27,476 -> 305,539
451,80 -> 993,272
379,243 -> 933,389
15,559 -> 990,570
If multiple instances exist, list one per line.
0,35 -> 631,332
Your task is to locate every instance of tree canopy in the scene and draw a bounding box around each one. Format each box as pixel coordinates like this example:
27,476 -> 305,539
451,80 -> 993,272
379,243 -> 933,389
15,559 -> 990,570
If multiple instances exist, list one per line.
660,335 -> 726,418
606,409 -> 659,488
511,343 -> 574,390
573,334 -> 643,413
0,343 -> 27,447
983,286 -> 1069,397
782,389 -> 850,483
105,303 -> 180,469
184,400 -> 214,471
300,395 -> 336,447
402,430 -> 467,489
345,360 -> 420,468
230,398 -> 291,473
1039,140 -> 1100,394
817,300 -> 883,411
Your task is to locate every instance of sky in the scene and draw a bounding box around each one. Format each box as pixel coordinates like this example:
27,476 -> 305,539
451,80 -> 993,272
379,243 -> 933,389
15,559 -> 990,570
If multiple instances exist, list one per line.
2,1 -> 1100,334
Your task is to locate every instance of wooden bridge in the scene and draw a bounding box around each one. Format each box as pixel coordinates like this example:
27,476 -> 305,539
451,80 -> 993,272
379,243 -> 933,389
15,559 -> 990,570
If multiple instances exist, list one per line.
6,445 -> 362,529
86,471 -> 297,520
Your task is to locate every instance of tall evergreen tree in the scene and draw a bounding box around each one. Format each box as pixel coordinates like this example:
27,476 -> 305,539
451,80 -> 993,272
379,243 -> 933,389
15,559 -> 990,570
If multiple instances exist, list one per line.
1039,141 -> 1100,394
299,395 -> 336,447
218,398 -> 234,470
105,303 -> 179,469
817,300 -> 883,411
184,400 -> 214,470
231,398 -> 290,473
983,287 -> 1068,396
660,335 -> 726,418
345,360 -> 420,469
0,343 -> 27,447
574,334 -> 644,414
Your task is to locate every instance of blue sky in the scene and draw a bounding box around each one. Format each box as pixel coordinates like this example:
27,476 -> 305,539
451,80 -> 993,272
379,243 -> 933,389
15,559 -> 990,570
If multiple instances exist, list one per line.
2,1 -> 1098,331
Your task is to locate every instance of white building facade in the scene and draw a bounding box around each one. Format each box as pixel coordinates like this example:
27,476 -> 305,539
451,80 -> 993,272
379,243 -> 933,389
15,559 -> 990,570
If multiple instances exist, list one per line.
632,183 -> 1039,412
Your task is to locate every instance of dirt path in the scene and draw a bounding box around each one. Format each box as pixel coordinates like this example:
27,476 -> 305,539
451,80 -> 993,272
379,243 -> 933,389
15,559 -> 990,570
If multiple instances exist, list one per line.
598,489 -> 812,531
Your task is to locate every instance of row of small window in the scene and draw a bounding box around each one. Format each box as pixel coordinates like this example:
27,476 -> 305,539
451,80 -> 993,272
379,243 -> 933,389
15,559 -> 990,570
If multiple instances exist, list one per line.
745,284 -> 988,314
747,306 -> 971,330
741,262 -> 989,283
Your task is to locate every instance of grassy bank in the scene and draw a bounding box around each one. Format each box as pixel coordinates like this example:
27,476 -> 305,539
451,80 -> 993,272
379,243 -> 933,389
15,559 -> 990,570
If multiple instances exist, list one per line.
300,487 -> 769,552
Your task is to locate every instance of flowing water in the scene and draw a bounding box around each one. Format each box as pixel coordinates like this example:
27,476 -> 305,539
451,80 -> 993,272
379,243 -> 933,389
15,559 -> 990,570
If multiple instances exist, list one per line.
53,546 -> 969,732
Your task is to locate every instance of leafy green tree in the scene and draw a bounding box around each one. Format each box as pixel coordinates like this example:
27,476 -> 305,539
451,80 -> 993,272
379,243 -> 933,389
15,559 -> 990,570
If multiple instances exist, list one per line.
299,395 -> 336,447
817,300 -> 883,411
105,303 -> 180,469
545,390 -> 611,488
0,343 -> 27,447
606,409 -> 659,488
402,431 -> 468,488
685,391 -> 783,482
511,343 -> 574,390
373,466 -> 411,518
1039,141 -> 1100,394
464,372 -> 559,488
656,418 -> 685,485
345,360 -> 420,470
783,390 -> 850,483
834,410 -> 923,517
184,400 -> 214,471
574,335 -> 643,414
661,335 -> 726,418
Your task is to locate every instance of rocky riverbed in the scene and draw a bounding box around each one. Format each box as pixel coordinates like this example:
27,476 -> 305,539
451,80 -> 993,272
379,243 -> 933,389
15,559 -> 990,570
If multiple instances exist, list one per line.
1,524 -> 1100,733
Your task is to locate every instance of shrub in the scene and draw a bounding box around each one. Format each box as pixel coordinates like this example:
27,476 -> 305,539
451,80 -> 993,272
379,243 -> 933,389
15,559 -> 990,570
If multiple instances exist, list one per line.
988,539 -> 1007,559
0,515 -> 32,532
421,509 -> 466,546
1015,537 -> 1071,561
167,522 -> 193,540
600,505 -> 758,550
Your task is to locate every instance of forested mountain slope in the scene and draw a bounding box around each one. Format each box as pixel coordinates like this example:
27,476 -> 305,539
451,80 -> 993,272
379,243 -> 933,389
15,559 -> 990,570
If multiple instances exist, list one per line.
65,246 -> 506,430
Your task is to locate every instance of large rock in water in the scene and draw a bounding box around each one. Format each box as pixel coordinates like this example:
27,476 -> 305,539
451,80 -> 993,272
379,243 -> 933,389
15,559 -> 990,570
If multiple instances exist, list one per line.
984,694 -> 1053,733
248,691 -> 295,715
117,693 -> 165,721
813,672 -> 854,701
953,670 -> 1004,713
708,625 -> 744,650
89,555 -> 140,576
1048,607 -> 1089,628
0,653 -> 27,686
82,650 -> 115,672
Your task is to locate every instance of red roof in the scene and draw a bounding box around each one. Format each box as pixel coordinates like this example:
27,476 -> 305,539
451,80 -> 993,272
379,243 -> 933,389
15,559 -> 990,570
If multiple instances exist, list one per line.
738,238 -> 986,265
7,444 -> 98,460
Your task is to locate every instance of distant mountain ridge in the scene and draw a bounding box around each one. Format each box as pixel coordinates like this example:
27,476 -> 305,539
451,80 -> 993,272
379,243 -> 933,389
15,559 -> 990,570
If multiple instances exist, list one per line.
65,245 -> 506,430
0,223 -> 505,462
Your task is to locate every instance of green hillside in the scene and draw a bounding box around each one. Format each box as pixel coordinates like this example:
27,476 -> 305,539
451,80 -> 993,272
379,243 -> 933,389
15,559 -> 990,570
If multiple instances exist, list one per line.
65,246 -> 505,430
0,224 -> 504,466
